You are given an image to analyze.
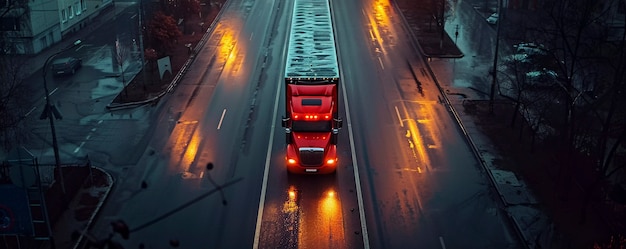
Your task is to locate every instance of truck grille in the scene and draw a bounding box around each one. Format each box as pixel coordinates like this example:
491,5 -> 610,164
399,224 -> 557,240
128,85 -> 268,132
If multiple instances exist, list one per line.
299,147 -> 324,166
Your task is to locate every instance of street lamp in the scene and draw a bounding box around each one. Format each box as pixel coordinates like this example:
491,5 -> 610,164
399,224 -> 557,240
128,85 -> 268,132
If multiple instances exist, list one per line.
41,39 -> 82,195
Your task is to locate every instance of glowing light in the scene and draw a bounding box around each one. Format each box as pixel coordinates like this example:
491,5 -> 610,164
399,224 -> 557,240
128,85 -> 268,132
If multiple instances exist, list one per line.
326,158 -> 336,165
317,188 -> 343,242
287,158 -> 297,164
283,186 -> 298,213
292,114 -> 332,121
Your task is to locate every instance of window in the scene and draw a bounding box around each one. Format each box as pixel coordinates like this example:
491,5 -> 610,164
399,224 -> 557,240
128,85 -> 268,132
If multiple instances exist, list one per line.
68,6 -> 73,18
75,3 -> 81,15
292,121 -> 331,132
61,9 -> 67,22
81,0 -> 86,10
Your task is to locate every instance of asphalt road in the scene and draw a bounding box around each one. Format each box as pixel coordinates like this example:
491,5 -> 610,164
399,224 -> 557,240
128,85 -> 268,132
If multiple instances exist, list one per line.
21,0 -> 525,248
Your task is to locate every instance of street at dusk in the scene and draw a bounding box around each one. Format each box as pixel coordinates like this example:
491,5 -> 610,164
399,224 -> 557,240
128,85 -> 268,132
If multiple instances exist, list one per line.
1,0 -> 624,249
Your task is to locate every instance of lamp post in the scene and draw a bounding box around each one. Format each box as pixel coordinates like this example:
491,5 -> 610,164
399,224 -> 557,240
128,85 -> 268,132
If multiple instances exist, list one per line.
41,39 -> 82,195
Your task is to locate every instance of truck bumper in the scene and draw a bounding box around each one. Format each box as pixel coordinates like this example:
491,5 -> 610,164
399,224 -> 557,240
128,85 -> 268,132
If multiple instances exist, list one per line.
287,164 -> 336,174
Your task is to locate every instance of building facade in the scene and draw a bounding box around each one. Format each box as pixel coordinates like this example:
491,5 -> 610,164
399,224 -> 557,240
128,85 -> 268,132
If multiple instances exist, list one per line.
0,0 -> 113,54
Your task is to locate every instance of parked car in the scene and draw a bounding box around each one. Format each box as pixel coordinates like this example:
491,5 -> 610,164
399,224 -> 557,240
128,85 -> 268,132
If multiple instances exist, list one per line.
486,13 -> 498,24
51,57 -> 82,76
513,42 -> 548,55
526,68 -> 558,88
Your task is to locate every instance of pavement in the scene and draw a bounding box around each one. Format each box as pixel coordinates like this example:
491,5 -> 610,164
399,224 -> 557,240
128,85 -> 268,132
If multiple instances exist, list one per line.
19,0 -> 611,249
392,1 -> 557,249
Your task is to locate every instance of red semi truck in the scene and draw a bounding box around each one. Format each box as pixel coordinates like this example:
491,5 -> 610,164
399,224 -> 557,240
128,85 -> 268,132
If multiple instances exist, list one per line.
281,0 -> 342,174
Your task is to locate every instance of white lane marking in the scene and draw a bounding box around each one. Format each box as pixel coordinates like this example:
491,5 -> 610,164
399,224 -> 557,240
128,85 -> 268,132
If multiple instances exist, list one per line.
74,141 -> 85,153
217,109 -> 226,130
24,106 -> 37,117
250,32 -> 254,40
439,236 -> 447,249
75,45 -> 85,51
394,105 -> 403,127
378,57 -> 384,70
253,53 -> 283,249
341,48 -> 371,249
72,120 -> 102,154
50,87 -> 59,96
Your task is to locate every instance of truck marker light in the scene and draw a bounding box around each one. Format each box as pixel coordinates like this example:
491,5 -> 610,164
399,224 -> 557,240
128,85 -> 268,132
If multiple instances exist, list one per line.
326,159 -> 336,165
288,158 -> 297,164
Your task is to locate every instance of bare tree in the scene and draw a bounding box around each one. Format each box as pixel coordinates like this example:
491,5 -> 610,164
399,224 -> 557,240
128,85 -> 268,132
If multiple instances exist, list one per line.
115,37 -> 131,98
528,0 -> 626,233
0,0 -> 32,151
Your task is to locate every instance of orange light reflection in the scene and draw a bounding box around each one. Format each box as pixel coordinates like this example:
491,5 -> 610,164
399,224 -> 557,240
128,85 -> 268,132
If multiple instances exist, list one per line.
283,186 -> 299,213
316,189 -> 344,246
168,122 -> 199,174
404,101 -> 442,171
368,0 -> 392,51
181,131 -> 200,172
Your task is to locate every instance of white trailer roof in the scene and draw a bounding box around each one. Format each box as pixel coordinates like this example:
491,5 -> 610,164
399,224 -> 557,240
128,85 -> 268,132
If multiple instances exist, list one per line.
285,0 -> 339,79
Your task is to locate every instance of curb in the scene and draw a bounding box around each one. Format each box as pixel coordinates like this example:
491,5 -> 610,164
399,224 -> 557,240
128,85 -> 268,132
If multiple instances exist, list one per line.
72,166 -> 115,249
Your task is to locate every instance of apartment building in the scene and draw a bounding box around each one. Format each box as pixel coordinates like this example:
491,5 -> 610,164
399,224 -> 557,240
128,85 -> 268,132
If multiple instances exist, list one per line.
0,0 -> 113,54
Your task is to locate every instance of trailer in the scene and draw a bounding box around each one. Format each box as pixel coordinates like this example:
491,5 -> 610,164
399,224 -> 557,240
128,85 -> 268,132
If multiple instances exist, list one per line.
281,0 -> 342,174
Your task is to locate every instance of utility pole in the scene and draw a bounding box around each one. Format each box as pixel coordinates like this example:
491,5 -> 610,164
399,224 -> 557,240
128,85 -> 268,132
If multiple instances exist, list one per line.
139,0 -> 148,89
489,0 -> 502,114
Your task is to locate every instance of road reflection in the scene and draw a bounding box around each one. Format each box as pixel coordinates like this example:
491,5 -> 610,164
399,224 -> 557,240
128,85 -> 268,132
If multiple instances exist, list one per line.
275,175 -> 347,249
215,18 -> 246,77
366,0 -> 392,53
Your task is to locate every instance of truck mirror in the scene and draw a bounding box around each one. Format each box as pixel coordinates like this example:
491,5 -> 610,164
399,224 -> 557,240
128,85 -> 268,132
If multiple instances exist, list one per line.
331,129 -> 339,145
334,118 -> 343,129
285,128 -> 292,144
282,117 -> 289,127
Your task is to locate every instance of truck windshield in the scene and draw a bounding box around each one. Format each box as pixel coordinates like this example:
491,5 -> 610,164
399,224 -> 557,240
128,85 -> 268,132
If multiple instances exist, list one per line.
292,120 -> 331,132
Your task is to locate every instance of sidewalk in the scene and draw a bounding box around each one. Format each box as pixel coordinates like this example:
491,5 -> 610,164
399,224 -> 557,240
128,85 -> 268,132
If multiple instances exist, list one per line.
393,0 -> 617,248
